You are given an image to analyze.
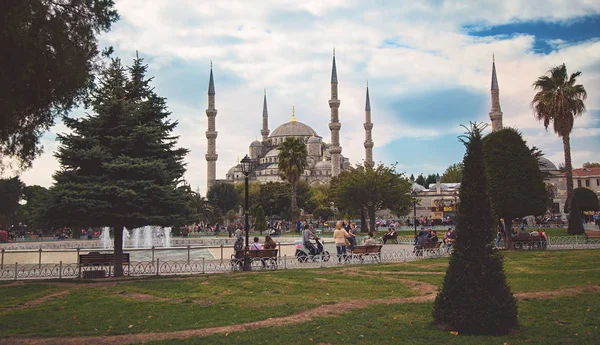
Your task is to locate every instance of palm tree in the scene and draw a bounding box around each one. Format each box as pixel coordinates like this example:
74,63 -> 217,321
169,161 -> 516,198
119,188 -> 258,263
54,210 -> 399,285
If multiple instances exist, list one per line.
277,137 -> 308,221
532,63 -> 587,211
192,192 -> 215,224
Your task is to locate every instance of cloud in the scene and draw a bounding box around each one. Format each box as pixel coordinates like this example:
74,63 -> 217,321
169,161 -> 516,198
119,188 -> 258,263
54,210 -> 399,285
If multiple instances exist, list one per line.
9,1 -> 600,195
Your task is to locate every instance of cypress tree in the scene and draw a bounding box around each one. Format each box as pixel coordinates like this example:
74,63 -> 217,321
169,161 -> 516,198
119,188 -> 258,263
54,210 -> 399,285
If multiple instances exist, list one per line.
49,56 -> 194,276
433,123 -> 517,335
254,205 -> 267,235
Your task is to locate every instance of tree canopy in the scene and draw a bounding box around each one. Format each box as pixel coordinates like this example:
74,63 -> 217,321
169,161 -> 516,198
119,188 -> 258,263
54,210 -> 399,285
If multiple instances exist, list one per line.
483,127 -> 547,249
440,163 -> 463,183
47,56 -> 194,276
207,182 -> 240,214
0,0 -> 119,169
0,176 -> 24,228
329,163 -> 412,232
582,162 -> 600,168
574,187 -> 599,212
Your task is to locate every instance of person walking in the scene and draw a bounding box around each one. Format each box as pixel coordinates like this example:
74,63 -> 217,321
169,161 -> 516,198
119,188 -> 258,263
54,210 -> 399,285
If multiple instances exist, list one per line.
333,221 -> 349,263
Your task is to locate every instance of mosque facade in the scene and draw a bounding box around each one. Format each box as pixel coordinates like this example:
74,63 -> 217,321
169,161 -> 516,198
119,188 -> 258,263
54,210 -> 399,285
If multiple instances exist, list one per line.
204,52 -> 375,190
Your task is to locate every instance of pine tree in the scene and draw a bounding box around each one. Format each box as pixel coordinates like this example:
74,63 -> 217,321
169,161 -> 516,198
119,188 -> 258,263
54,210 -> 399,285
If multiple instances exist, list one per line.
49,56 -> 194,276
433,123 -> 517,335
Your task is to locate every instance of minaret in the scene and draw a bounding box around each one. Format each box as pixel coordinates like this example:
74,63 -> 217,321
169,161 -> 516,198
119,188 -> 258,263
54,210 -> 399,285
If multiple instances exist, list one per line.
261,89 -> 269,141
205,62 -> 218,192
364,81 -> 374,166
328,48 -> 342,176
489,54 -> 503,132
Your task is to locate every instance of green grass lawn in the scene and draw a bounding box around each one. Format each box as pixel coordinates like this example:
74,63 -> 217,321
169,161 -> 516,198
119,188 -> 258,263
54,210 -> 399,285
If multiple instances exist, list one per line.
1,249 -> 599,344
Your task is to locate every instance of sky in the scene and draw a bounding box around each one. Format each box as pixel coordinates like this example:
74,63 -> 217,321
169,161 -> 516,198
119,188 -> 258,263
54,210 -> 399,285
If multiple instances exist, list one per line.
14,0 -> 600,195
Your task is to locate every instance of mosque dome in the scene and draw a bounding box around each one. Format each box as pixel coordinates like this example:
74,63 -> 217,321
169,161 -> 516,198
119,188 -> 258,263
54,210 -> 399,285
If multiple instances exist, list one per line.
265,148 -> 279,158
539,157 -> 558,171
250,140 -> 262,147
315,160 -> 332,170
270,120 -> 318,138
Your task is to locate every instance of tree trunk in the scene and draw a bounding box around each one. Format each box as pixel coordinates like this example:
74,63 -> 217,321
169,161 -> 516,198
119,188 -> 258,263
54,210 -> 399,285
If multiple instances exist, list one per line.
562,134 -> 574,213
503,214 -> 512,250
291,182 -> 297,222
113,225 -> 124,277
360,207 -> 368,233
368,207 -> 376,235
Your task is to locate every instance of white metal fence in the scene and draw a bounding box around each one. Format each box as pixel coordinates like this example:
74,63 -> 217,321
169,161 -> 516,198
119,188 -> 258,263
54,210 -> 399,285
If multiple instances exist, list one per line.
1,236 -> 599,281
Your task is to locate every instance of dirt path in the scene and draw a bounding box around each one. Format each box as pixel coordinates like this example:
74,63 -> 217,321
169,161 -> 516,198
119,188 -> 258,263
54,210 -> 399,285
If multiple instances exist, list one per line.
2,290 -> 73,311
2,281 -> 598,345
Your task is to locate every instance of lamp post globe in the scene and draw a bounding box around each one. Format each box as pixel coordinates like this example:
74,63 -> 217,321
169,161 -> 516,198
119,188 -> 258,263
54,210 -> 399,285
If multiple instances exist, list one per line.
240,154 -> 253,271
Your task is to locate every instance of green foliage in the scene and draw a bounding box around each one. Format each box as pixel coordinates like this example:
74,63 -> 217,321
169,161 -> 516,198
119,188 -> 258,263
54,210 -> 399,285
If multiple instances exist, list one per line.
312,206 -> 334,221
434,123 -> 517,335
191,193 -> 215,224
16,185 -> 51,231
47,56 -> 193,276
254,205 -> 267,235
425,174 -> 438,188
234,181 -> 261,216
415,174 -> 426,187
0,0 -> 119,169
582,162 -> 600,168
278,137 -> 308,221
483,127 -> 547,248
440,163 -> 463,183
567,197 -> 584,235
0,176 -> 24,227
573,187 -> 599,211
207,182 -> 240,214
329,163 -> 412,232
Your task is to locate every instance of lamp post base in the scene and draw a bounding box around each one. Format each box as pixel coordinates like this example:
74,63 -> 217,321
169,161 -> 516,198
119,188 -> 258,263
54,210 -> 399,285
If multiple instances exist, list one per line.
242,255 -> 252,271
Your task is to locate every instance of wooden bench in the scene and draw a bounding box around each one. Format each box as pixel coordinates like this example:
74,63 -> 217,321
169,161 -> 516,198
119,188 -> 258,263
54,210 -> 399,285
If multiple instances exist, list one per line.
585,230 -> 600,242
512,235 -> 547,249
230,249 -> 278,270
79,252 -> 130,278
350,245 -> 383,262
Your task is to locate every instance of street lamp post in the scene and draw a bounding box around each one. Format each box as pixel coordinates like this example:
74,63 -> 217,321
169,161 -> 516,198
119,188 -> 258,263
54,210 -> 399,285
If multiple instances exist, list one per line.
411,190 -> 419,237
269,198 -> 274,234
240,155 -> 253,271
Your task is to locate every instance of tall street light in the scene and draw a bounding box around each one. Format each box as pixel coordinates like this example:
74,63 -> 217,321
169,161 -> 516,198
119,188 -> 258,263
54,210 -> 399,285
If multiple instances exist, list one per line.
240,154 -> 253,271
411,190 -> 419,237
269,198 -> 275,233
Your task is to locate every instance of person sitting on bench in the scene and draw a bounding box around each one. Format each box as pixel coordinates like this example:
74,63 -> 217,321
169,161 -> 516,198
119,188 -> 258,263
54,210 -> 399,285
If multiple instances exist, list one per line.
250,237 -> 262,251
382,227 -> 397,244
365,233 -> 377,246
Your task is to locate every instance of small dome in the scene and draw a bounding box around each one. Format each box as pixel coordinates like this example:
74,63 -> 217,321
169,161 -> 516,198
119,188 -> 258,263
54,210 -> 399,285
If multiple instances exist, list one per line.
539,157 -> 558,171
308,136 -> 321,144
228,164 -> 242,175
315,160 -> 332,170
270,120 -> 318,137
412,183 -> 426,192
250,140 -> 262,147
